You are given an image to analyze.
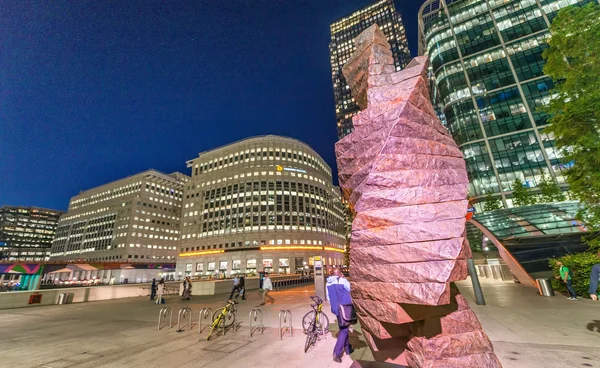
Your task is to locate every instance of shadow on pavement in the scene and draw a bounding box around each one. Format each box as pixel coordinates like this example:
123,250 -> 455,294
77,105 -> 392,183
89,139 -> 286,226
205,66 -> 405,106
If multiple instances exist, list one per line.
586,320 -> 600,333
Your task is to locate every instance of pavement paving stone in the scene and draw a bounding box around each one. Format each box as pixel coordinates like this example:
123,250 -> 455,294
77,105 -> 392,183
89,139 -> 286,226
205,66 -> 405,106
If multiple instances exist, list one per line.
3,280 -> 600,368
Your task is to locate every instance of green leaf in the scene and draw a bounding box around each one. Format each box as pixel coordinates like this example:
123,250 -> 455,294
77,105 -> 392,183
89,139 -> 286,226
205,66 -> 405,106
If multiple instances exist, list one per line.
542,3 -> 600,232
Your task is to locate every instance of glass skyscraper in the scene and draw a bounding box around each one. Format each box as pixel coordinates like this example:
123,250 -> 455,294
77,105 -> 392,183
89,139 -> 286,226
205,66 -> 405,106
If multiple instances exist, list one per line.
418,0 -> 597,209
330,0 -> 411,140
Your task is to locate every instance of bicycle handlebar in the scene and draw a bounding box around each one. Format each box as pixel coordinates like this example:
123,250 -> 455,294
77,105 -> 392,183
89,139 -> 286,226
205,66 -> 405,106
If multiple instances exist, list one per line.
310,295 -> 323,304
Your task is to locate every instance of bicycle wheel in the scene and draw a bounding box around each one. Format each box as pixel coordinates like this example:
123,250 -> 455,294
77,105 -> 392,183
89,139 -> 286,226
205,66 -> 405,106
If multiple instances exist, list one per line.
302,311 -> 315,334
206,315 -> 222,341
304,329 -> 317,353
316,312 -> 329,335
223,308 -> 236,328
213,307 -> 236,328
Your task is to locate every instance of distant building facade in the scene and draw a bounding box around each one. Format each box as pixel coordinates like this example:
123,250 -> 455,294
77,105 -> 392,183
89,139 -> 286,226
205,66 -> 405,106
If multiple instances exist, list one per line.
0,206 -> 63,261
418,0 -> 596,209
329,0 -> 411,139
50,170 -> 189,263
177,136 -> 346,277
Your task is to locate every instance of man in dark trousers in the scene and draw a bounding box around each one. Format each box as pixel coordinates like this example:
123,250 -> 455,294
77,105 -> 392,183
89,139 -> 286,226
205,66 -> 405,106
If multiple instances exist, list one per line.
326,268 -> 353,363
557,261 -> 577,300
590,263 -> 600,301
150,278 -> 157,301
235,276 -> 246,300
229,275 -> 240,300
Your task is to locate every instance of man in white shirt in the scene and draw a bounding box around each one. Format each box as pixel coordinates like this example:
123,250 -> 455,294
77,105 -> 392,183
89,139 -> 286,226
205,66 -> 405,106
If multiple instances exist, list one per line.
229,275 -> 240,300
260,273 -> 275,306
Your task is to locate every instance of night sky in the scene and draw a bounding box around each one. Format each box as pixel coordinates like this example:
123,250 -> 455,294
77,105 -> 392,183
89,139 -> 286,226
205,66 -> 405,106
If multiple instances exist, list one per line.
1,1 -> 423,211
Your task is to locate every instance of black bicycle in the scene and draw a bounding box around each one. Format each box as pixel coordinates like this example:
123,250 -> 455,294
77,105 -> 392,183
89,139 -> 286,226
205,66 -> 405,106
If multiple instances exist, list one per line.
303,296 -> 329,353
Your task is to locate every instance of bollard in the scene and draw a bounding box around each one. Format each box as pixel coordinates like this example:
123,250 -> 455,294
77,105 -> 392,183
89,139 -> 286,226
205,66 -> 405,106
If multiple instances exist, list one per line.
176,307 -> 193,332
249,308 -> 264,337
278,310 -> 293,340
157,307 -> 173,331
537,278 -> 555,297
197,308 -> 213,334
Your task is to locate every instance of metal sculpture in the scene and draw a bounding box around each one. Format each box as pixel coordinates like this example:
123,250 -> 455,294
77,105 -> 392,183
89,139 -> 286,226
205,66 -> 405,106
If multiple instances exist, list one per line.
336,24 -> 502,367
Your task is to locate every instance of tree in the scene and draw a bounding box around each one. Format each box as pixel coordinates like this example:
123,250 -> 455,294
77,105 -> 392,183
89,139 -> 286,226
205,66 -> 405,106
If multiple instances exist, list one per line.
538,171 -> 566,203
483,192 -> 502,212
542,3 -> 600,227
511,178 -> 536,207
550,251 -> 600,298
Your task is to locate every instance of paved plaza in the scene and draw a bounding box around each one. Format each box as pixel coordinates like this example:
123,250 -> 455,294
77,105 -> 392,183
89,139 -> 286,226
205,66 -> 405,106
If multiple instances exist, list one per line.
1,279 -> 599,368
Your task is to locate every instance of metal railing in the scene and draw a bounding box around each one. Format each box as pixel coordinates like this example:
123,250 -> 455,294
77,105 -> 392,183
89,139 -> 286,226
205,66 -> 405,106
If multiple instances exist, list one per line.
249,308 -> 264,337
157,307 -> 173,331
176,307 -> 193,332
273,277 -> 314,291
197,308 -> 213,334
278,309 -> 293,340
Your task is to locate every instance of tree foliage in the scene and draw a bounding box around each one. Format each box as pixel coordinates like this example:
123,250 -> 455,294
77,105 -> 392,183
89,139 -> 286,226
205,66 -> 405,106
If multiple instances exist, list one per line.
538,171 -> 565,203
550,251 -> 600,298
511,178 -> 536,206
483,192 -> 502,212
542,3 -> 600,227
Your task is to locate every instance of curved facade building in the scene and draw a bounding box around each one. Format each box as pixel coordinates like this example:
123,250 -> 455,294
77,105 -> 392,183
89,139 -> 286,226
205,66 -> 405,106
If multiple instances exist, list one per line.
176,136 -> 346,277
418,0 -> 595,209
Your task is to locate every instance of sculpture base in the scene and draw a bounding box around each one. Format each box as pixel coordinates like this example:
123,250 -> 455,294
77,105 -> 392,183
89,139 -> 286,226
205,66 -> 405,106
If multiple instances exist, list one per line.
350,361 -> 407,368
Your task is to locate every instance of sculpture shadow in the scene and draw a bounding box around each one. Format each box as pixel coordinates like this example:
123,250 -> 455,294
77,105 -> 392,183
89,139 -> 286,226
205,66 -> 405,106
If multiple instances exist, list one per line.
586,320 -> 600,333
329,324 -> 369,350
350,361 -> 407,368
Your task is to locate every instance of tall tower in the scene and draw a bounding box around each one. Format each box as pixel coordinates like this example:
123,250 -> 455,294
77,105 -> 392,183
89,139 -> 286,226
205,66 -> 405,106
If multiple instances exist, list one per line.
418,0 -> 597,209
329,0 -> 411,140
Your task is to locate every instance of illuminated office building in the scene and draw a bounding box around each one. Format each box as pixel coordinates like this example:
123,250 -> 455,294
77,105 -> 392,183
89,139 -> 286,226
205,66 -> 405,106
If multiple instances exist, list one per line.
418,0 -> 596,209
177,136 -> 346,277
330,0 -> 411,139
0,206 -> 63,261
50,170 -> 189,263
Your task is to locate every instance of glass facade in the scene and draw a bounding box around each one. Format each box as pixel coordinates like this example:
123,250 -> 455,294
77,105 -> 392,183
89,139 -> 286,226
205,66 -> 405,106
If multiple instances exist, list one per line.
418,0 -> 597,209
330,0 -> 411,140
473,201 -> 586,238
0,206 -> 63,261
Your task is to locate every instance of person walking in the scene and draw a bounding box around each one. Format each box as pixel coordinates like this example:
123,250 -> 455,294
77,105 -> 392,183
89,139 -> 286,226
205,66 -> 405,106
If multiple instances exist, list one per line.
557,261 -> 577,300
229,275 -> 241,300
326,268 -> 353,363
150,278 -> 157,301
260,273 -> 274,306
236,276 -> 246,300
590,263 -> 600,301
155,279 -> 165,304
182,276 -> 192,300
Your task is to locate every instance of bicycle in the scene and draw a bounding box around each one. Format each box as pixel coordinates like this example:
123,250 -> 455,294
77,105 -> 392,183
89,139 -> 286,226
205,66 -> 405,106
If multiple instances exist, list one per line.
206,299 -> 238,341
303,295 -> 329,353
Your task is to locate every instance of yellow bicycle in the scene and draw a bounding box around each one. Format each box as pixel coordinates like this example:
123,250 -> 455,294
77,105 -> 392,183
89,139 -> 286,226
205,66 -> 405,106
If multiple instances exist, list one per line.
206,299 -> 238,340
303,296 -> 329,353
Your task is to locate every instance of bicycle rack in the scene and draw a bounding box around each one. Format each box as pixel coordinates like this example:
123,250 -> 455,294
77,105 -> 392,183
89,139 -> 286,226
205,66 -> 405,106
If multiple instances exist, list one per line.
157,307 -> 173,331
249,308 -> 264,337
197,308 -> 213,334
176,307 -> 193,332
278,309 -> 293,340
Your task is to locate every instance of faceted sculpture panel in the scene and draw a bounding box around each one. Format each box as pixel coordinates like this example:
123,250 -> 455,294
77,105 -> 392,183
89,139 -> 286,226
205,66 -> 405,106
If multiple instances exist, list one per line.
336,24 -> 502,367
